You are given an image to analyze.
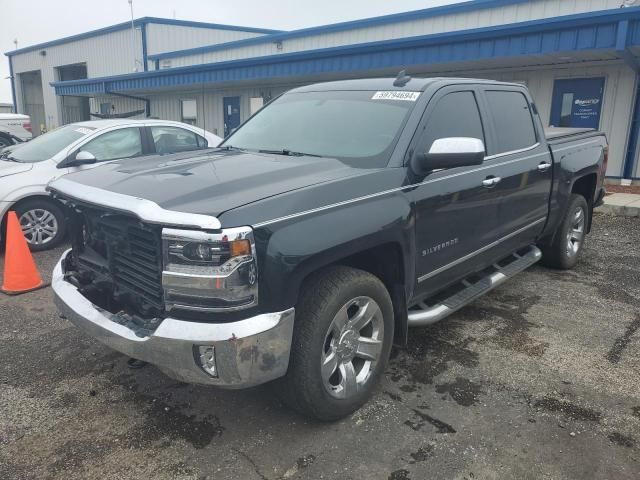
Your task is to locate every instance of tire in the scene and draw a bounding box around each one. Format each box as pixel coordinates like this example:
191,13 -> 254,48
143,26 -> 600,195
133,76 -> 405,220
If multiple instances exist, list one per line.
13,199 -> 67,251
0,134 -> 13,149
540,194 -> 588,270
277,266 -> 394,421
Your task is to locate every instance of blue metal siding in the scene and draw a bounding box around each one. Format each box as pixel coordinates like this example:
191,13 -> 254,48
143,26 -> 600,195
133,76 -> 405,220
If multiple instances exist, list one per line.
52,14 -> 623,97
8,55 -> 17,112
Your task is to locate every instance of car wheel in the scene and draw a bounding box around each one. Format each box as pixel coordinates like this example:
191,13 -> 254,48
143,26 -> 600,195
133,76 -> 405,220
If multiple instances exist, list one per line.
278,266 -> 394,421
14,199 -> 67,251
540,194 -> 588,270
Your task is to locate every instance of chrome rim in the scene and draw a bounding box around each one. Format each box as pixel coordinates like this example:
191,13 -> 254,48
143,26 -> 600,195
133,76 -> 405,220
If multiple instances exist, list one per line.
321,296 -> 384,399
566,205 -> 585,258
20,208 -> 59,246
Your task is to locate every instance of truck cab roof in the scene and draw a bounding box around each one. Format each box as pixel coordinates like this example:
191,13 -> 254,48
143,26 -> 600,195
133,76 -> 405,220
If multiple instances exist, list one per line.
291,77 -> 526,93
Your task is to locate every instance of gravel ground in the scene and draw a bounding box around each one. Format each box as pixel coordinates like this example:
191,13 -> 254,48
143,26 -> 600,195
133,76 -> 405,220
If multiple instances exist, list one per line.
0,214 -> 639,480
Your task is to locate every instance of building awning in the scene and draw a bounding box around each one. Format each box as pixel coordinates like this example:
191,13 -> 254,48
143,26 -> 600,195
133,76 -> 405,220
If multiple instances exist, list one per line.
51,8 -> 640,97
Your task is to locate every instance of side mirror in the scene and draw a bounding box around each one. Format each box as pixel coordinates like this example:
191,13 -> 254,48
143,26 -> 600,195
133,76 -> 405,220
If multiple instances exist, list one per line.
59,150 -> 97,168
412,137 -> 485,174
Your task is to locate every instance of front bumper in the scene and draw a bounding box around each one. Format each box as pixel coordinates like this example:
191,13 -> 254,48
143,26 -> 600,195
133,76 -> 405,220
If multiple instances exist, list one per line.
52,252 -> 294,388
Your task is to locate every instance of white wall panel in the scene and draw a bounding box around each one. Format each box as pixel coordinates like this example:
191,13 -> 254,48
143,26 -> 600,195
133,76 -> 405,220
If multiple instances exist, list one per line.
146,24 -> 265,56
11,28 -> 143,129
169,0 -> 623,68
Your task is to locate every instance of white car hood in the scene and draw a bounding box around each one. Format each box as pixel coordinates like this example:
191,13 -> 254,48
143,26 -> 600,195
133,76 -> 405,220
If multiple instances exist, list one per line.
0,160 -> 33,178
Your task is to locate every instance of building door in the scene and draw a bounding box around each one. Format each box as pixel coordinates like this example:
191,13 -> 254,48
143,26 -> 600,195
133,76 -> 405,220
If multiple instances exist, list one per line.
19,70 -> 46,136
223,96 -> 241,137
550,77 -> 605,129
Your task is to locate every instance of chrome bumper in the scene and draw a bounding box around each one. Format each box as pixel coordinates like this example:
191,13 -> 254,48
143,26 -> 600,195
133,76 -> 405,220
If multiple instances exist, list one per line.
52,252 -> 294,388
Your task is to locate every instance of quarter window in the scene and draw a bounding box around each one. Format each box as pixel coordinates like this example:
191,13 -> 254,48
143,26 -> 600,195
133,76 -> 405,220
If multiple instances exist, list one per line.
150,126 -> 207,154
419,91 -> 485,155
485,90 -> 537,155
80,128 -> 143,162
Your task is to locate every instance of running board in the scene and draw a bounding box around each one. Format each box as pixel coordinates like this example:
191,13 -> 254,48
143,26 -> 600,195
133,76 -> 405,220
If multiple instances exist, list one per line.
407,245 -> 542,327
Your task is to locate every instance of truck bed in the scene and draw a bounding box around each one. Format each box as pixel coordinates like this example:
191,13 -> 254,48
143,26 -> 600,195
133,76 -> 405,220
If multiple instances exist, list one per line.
544,127 -> 604,145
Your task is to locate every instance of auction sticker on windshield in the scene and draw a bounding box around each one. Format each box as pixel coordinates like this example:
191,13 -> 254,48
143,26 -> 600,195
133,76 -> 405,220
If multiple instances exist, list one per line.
372,91 -> 421,101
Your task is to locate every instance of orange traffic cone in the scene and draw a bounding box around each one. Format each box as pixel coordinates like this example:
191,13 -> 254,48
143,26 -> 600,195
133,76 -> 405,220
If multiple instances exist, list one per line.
1,211 -> 48,295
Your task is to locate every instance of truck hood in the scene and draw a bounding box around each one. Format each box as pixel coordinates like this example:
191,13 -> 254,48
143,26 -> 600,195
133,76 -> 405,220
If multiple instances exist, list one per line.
0,159 -> 33,178
48,149 -> 363,218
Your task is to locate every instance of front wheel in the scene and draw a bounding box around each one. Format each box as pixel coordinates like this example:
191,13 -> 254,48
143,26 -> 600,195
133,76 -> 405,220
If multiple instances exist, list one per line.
14,199 -> 67,251
278,266 -> 394,421
540,194 -> 588,270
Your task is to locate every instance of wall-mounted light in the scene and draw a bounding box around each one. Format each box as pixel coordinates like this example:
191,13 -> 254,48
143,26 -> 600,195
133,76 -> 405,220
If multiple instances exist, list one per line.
39,50 -> 47,57
275,41 -> 283,51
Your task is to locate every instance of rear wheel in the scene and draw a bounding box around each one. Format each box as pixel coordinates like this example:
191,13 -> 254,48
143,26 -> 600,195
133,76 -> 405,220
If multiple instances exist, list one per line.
14,199 -> 67,251
540,194 -> 588,270
278,266 -> 394,421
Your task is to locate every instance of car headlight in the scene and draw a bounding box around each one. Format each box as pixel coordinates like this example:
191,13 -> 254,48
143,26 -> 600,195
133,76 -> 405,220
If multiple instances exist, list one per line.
162,226 -> 258,313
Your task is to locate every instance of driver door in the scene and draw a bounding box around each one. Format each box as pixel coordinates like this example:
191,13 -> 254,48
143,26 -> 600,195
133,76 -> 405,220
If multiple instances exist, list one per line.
408,87 -> 504,300
66,126 -> 146,173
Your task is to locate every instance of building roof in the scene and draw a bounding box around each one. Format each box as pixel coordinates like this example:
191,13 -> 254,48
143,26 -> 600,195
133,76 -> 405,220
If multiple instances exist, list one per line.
50,7 -> 640,97
4,17 -> 283,57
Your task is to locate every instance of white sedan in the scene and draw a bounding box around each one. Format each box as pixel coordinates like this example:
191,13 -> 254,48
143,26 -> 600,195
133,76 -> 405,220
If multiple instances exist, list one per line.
0,119 -> 221,250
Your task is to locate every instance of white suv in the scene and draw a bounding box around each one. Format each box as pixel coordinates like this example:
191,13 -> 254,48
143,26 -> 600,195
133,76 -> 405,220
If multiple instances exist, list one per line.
0,113 -> 32,147
0,119 -> 221,250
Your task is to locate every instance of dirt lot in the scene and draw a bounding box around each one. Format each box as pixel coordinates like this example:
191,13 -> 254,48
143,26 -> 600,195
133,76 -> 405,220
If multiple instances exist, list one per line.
1,214 -> 639,480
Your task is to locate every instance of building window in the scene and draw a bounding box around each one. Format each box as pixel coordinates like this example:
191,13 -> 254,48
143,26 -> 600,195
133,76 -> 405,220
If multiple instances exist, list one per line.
181,99 -> 197,126
249,97 -> 264,116
100,102 -> 113,115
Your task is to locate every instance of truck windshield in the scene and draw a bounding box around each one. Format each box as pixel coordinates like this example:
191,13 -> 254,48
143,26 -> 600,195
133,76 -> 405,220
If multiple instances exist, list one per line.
8,124 -> 95,163
221,90 -> 418,165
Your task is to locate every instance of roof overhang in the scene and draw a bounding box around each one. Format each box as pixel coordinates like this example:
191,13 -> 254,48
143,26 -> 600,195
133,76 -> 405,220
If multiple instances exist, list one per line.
51,8 -> 640,97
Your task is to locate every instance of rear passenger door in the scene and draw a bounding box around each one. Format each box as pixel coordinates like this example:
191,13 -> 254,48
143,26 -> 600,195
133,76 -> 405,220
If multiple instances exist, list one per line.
479,87 -> 552,245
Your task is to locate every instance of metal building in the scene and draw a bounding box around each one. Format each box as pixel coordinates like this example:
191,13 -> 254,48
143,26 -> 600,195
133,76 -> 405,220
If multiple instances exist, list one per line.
6,0 -> 640,180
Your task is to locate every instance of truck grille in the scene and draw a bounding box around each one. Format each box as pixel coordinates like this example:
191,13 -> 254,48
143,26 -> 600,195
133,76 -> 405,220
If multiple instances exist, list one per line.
110,224 -> 164,309
77,214 -> 164,314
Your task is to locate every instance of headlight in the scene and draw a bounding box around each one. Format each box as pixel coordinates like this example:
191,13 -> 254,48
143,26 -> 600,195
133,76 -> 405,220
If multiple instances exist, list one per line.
162,226 -> 258,312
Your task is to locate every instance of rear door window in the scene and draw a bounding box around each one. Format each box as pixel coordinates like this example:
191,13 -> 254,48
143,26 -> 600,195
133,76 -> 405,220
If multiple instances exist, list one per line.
150,126 -> 206,154
418,91 -> 486,155
485,90 -> 537,155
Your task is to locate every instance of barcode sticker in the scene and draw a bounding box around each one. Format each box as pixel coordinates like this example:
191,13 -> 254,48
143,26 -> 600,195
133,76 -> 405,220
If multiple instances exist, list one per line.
372,91 -> 421,101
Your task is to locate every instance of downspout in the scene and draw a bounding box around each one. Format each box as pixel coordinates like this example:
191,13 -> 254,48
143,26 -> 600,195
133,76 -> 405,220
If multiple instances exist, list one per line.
8,55 -> 17,113
617,20 -> 640,179
141,22 -> 149,72
107,90 -> 151,118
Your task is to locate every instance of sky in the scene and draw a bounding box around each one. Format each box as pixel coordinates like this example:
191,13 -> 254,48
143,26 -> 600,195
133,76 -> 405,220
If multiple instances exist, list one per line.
1,0 -> 462,105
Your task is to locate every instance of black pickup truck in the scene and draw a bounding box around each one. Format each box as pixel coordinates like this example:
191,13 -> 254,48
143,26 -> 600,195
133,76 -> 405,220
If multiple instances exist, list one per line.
49,77 -> 607,420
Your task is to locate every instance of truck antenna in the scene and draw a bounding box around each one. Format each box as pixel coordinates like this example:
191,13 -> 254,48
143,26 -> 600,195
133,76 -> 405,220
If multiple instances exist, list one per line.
393,70 -> 412,87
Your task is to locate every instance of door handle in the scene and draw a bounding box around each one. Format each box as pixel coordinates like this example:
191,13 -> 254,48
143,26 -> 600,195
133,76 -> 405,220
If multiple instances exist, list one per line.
482,176 -> 501,188
537,162 -> 552,172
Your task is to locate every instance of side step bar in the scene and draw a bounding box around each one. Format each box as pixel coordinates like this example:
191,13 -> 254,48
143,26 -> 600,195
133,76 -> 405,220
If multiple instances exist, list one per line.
407,245 -> 542,327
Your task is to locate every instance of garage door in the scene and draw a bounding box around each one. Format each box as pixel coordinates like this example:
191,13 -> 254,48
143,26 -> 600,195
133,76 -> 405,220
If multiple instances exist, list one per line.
20,70 -> 46,136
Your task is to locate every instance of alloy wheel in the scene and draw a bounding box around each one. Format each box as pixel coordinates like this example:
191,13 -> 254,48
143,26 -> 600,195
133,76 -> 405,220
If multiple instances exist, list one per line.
321,296 -> 384,399
566,205 -> 585,258
19,208 -> 59,246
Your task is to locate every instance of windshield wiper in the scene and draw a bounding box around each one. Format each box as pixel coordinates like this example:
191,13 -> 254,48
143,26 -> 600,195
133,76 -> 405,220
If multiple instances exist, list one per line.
258,149 -> 322,157
220,145 -> 245,151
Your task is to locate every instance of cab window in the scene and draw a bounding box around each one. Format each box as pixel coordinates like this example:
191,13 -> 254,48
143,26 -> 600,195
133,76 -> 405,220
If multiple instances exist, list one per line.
418,91 -> 486,156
